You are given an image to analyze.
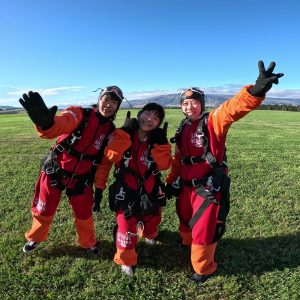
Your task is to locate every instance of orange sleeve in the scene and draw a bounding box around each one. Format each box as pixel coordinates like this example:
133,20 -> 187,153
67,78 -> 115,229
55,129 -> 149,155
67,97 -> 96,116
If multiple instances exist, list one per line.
94,156 -> 114,189
35,106 -> 83,139
150,143 -> 172,171
209,85 -> 264,137
165,145 -> 182,184
104,128 -> 132,163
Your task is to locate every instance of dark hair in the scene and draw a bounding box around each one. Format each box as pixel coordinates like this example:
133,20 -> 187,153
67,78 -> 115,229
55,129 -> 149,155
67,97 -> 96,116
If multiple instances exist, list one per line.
137,103 -> 165,125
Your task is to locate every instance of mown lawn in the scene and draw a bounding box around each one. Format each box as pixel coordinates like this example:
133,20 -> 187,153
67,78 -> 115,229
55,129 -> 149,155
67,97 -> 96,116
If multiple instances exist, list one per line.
0,109 -> 299,300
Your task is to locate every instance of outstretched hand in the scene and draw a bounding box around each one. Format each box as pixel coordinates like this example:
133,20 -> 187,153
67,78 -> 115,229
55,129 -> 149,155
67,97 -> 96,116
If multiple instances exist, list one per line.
250,60 -> 284,97
19,91 -> 57,129
121,111 -> 139,135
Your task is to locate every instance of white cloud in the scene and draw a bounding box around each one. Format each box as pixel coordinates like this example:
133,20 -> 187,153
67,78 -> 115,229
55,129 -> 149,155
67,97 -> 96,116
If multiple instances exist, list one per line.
0,97 -> 21,105
126,89 -> 178,100
7,86 -> 84,96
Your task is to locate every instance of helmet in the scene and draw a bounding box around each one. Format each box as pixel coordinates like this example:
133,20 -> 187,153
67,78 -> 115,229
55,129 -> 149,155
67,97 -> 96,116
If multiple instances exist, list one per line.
99,86 -> 124,104
180,87 -> 205,112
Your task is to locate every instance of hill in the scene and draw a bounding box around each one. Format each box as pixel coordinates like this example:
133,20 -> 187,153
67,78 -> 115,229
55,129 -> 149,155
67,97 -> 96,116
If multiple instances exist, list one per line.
121,93 -> 300,108
1,93 -> 300,112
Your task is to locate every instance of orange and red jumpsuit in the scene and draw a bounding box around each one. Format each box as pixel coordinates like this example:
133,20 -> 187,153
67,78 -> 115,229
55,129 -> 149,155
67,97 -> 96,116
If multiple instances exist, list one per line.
166,86 -> 264,275
104,129 -> 172,266
25,106 -> 114,249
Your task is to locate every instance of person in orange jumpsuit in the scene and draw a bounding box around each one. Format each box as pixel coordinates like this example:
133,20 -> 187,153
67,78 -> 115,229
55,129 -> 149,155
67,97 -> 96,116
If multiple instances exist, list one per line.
19,86 -> 124,254
165,61 -> 284,283
103,103 -> 172,275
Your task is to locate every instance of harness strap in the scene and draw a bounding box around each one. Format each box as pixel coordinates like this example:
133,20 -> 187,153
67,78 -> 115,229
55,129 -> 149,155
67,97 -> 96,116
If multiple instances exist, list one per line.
111,141 -> 165,215
54,146 -> 100,161
43,110 -> 115,195
181,155 -> 206,165
188,187 -> 219,230
181,177 -> 209,187
53,108 -> 91,156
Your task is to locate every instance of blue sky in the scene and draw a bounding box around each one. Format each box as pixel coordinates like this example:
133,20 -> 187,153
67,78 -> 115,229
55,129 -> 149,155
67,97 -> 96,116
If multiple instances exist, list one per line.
1,0 -> 299,107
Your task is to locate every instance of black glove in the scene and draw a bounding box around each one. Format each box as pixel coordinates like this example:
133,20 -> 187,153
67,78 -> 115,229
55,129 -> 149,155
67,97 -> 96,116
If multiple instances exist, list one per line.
165,183 -> 180,199
19,91 -> 58,130
93,188 -> 103,213
250,60 -> 284,97
121,111 -> 139,135
149,122 -> 168,145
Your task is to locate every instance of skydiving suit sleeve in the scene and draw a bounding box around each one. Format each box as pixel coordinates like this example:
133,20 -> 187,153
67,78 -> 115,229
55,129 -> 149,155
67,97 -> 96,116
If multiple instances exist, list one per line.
35,106 -> 84,139
165,145 -> 182,184
104,128 -> 132,163
209,85 -> 264,136
150,143 -> 172,170
94,156 -> 114,190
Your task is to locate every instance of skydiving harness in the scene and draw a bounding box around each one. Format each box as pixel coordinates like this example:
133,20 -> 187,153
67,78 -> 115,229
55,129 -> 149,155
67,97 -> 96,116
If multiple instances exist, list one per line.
109,143 -> 166,219
170,112 -> 231,230
42,108 -> 115,196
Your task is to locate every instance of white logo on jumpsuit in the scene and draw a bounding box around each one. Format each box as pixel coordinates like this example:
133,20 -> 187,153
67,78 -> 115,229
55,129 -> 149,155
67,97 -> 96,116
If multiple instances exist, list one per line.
191,132 -> 204,148
116,232 -> 132,247
94,135 -> 105,150
140,150 -> 150,166
35,198 -> 46,212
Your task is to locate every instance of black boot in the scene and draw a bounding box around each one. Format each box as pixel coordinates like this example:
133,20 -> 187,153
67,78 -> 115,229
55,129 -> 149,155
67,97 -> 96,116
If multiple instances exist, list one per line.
190,273 -> 211,284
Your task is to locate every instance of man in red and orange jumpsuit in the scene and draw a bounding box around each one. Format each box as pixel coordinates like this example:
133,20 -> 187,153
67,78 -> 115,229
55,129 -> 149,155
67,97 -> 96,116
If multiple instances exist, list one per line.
20,86 -> 124,254
165,61 -> 284,283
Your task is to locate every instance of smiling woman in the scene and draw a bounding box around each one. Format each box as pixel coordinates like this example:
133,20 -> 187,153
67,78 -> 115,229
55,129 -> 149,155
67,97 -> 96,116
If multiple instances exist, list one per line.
95,103 -> 171,276
18,85 -> 124,256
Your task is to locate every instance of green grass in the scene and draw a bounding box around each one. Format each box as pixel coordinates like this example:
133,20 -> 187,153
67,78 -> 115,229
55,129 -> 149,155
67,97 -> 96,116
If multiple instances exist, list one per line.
0,109 -> 299,300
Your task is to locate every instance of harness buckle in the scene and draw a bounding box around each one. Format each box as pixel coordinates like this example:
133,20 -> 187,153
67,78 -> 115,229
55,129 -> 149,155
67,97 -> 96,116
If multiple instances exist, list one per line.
152,169 -> 160,176
192,179 -> 200,187
45,167 -> 55,175
172,177 -> 181,189
115,187 -> 126,201
157,186 -> 165,199
92,160 -> 100,166
145,156 -> 154,169
56,144 -> 64,152
50,179 -> 58,186
85,179 -> 92,187
190,156 -> 197,165
70,132 -> 81,145
123,155 -> 132,168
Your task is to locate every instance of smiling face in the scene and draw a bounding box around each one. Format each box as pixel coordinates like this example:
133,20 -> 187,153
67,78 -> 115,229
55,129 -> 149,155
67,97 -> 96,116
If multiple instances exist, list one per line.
181,98 -> 202,121
98,94 -> 119,117
138,110 -> 161,133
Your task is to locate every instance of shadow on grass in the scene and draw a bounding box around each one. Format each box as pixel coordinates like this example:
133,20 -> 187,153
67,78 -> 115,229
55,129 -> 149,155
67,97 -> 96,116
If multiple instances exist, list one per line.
133,230 -> 300,276
217,231 -> 300,276
38,230 -> 300,276
38,239 -> 116,261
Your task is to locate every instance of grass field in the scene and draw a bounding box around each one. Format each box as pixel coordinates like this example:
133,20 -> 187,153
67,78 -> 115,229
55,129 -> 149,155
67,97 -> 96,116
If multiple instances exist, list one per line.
0,109 -> 299,300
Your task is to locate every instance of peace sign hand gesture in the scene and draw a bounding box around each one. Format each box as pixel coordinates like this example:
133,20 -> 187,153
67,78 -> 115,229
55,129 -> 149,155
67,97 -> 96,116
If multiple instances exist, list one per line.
250,60 -> 284,97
